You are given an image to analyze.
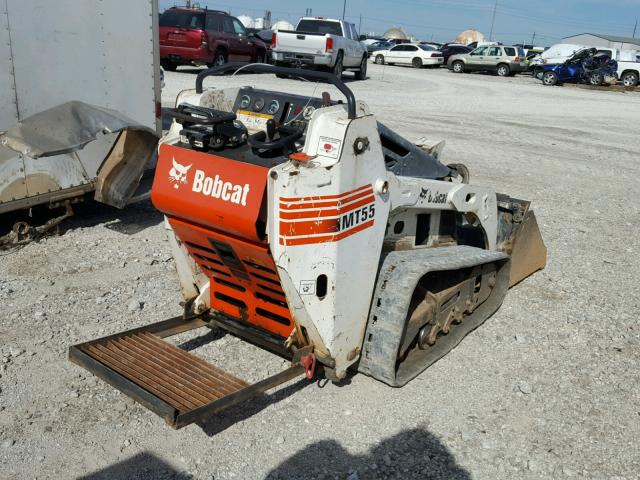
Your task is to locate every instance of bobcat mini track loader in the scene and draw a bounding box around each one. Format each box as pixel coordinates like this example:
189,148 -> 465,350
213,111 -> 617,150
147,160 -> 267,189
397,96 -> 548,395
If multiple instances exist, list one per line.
70,65 -> 546,429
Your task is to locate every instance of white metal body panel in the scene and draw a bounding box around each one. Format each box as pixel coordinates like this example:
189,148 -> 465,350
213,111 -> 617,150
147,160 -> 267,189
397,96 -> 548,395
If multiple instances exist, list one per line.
0,0 -> 160,133
268,107 -> 391,377
22,152 -> 90,197
0,1 -> 18,131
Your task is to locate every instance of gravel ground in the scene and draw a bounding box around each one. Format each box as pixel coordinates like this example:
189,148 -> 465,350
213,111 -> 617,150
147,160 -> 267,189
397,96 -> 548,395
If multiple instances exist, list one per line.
1,64 -> 639,480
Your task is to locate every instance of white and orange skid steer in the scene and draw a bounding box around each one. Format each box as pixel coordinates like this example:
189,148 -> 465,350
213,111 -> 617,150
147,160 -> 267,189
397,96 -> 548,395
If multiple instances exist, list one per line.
69,65 -> 546,429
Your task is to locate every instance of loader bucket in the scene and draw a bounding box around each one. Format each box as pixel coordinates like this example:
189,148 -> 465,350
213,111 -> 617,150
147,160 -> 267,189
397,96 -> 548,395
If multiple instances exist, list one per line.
496,195 -> 547,287
508,210 -> 547,286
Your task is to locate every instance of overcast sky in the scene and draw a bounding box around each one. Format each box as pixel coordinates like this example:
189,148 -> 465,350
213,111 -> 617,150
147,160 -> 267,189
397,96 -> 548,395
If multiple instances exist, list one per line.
159,0 -> 640,45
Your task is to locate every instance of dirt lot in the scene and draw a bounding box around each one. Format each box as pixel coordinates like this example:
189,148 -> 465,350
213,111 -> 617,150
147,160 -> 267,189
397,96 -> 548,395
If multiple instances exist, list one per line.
1,64 -> 639,480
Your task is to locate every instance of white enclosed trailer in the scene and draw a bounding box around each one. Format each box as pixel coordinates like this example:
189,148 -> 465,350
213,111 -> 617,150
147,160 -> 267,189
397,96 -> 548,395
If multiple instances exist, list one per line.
0,0 -> 161,239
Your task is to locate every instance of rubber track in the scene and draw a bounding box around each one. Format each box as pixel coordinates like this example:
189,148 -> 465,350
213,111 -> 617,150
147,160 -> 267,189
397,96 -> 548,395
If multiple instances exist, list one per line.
358,246 -> 510,387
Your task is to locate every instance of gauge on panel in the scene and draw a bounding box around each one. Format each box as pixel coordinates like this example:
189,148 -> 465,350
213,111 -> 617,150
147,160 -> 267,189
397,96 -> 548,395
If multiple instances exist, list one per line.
266,99 -> 280,115
253,98 -> 265,112
239,95 -> 251,109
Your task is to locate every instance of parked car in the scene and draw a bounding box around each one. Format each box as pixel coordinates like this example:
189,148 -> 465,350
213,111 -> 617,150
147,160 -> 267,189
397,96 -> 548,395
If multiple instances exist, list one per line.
439,44 -> 472,64
467,41 -> 500,49
366,40 -> 394,56
448,45 -> 525,76
271,17 -> 368,80
252,28 -> 275,63
159,8 -> 267,71
539,48 -> 619,86
529,43 -> 590,78
372,44 -> 444,68
419,42 -> 443,49
361,37 -> 387,46
533,45 -> 640,86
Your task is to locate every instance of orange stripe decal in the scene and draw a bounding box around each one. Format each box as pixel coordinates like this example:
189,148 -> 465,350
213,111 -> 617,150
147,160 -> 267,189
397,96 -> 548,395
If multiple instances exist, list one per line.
279,220 -> 375,246
278,185 -> 376,246
279,188 -> 374,211
279,195 -> 376,220
280,218 -> 340,236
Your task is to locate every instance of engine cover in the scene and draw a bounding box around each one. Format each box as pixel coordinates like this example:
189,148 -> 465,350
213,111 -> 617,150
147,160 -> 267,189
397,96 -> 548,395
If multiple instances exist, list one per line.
152,143 -> 295,338
152,144 -> 268,241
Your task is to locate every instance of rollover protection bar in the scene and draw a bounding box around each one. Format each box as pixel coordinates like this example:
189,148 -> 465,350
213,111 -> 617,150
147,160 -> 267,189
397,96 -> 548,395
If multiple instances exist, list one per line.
195,63 -> 358,120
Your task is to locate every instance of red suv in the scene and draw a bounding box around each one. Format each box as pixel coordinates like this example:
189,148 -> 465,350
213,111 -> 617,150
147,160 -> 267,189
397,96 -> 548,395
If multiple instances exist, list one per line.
159,8 -> 267,71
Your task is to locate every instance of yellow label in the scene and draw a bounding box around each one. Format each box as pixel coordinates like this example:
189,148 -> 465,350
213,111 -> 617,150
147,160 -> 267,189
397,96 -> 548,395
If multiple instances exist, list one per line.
237,110 -> 273,120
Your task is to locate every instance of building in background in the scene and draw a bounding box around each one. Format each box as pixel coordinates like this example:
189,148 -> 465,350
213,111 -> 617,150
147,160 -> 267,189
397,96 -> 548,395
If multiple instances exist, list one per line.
562,33 -> 640,50
383,27 -> 415,43
237,10 -> 272,30
237,15 -> 255,29
271,19 -> 295,31
454,29 -> 485,46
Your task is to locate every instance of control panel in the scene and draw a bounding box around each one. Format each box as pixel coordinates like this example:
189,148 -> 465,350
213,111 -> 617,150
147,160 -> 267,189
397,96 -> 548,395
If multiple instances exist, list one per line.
231,87 -> 334,132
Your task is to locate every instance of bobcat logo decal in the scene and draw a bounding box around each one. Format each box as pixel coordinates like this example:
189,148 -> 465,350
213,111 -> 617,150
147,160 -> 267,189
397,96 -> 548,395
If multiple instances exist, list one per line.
168,158 -> 192,189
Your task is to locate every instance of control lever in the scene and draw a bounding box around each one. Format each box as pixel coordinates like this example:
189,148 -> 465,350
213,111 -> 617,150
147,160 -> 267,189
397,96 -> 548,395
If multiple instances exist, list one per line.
266,119 -> 276,141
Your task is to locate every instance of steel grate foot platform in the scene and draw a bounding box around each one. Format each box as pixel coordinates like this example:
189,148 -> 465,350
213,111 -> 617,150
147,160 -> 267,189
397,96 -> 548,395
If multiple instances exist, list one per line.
69,316 -> 306,428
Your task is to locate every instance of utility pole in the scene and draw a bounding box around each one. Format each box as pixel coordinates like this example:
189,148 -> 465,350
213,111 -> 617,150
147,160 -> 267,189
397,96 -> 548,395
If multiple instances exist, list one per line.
358,13 -> 362,34
633,19 -> 638,38
531,32 -> 536,46
489,0 -> 498,41
342,0 -> 347,20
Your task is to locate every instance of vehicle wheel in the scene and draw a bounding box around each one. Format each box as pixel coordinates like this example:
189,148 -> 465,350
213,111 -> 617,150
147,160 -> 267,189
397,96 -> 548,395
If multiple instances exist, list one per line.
255,51 -> 265,64
452,61 -> 464,73
496,63 -> 510,77
161,59 -> 177,72
375,54 -> 385,65
355,56 -> 368,80
534,68 -> 544,80
412,57 -> 423,68
332,52 -> 344,79
589,72 -> 603,86
209,49 -> 227,68
622,71 -> 639,87
542,71 -> 558,86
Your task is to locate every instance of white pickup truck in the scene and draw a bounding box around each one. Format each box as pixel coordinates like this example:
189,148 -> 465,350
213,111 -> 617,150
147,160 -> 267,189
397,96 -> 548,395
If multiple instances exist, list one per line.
531,44 -> 640,86
271,17 -> 368,80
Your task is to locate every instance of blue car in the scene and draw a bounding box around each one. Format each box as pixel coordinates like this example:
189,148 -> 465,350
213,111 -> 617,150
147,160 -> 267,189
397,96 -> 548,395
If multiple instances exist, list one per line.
540,48 -> 618,86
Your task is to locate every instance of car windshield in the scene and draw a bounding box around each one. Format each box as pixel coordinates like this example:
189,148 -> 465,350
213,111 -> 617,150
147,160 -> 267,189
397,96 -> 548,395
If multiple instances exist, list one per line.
160,10 -> 205,29
296,20 -> 342,36
418,45 -> 435,51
